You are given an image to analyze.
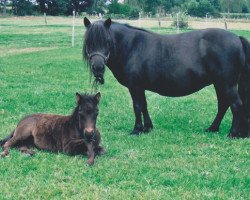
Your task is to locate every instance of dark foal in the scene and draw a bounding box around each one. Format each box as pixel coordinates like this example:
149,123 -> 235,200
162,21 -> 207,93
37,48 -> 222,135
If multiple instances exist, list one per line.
0,92 -> 105,165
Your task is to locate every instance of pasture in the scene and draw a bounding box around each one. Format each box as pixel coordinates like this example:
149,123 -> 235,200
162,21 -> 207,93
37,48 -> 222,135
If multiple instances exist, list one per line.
0,17 -> 249,199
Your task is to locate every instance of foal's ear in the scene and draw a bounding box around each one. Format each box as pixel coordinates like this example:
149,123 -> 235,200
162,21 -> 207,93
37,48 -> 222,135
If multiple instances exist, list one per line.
104,18 -> 112,28
95,92 -> 101,103
76,92 -> 82,104
84,17 -> 91,27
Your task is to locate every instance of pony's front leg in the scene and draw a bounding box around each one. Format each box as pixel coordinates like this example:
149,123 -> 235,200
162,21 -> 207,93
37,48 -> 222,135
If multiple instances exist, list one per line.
86,142 -> 95,165
129,88 -> 153,135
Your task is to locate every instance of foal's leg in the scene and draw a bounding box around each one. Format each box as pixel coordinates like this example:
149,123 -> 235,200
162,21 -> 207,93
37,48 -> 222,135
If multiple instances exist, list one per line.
19,146 -> 35,156
1,129 -> 32,157
63,139 -> 85,155
86,143 -> 95,165
94,146 -> 106,155
206,85 -> 229,132
129,88 -> 153,135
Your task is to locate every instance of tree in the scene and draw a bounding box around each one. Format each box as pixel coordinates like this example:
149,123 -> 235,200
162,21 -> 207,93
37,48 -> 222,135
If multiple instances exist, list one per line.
186,0 -> 215,17
12,0 -> 34,16
2,0 -> 7,15
36,0 -> 46,13
143,0 -> 161,14
219,0 -> 245,13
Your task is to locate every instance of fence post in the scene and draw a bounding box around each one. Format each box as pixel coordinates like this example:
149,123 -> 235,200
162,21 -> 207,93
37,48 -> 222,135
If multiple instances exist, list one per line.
224,18 -> 228,30
205,13 -> 208,28
177,12 -> 180,33
138,12 -> 142,28
72,10 -> 75,47
44,13 -> 47,25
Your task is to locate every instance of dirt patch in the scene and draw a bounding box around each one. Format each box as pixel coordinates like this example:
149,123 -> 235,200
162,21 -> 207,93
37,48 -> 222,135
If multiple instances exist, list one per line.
0,47 -> 57,57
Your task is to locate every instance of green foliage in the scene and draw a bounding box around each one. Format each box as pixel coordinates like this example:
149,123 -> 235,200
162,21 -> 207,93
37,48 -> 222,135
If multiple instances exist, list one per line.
221,12 -> 250,19
12,0 -> 34,16
242,3 -> 249,13
46,0 -> 69,16
186,0 -> 215,17
7,0 -> 250,17
108,0 -> 139,19
171,11 -> 189,29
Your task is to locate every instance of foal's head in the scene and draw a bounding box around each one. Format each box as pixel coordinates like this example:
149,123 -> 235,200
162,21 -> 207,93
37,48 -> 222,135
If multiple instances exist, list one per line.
75,92 -> 101,138
83,17 -> 113,85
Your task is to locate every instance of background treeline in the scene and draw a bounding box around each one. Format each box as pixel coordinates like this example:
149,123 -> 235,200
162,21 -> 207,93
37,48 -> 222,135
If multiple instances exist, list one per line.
1,0 -> 250,18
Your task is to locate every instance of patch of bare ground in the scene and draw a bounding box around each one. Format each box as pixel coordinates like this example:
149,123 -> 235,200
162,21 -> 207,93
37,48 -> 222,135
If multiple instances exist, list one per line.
0,47 -> 57,57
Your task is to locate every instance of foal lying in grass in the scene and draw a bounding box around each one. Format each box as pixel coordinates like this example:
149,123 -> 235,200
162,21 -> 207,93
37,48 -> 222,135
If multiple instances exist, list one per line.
0,92 -> 105,165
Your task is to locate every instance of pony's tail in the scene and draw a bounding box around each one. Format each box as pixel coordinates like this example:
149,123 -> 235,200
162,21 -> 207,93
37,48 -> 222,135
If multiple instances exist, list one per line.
238,36 -> 250,137
0,131 -> 14,146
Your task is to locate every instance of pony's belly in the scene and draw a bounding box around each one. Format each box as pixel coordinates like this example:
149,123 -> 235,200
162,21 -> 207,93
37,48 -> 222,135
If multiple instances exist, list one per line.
146,79 -> 210,97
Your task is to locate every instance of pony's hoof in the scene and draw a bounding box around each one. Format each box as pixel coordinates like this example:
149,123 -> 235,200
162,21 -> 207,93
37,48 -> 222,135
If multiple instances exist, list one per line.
130,130 -> 140,135
205,127 -> 219,132
143,127 -> 153,133
227,133 -> 237,139
228,132 -> 249,139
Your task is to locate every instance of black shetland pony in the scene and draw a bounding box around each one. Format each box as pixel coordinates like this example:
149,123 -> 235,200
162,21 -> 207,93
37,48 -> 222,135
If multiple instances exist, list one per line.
83,17 -> 250,138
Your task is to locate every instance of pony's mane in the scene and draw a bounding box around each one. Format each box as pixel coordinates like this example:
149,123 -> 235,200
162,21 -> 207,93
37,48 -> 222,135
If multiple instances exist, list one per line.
83,21 -> 114,65
83,20 -> 152,64
120,22 -> 152,34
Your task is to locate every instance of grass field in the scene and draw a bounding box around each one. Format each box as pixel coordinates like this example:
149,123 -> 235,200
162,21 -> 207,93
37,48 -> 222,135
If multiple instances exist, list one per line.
0,17 -> 250,199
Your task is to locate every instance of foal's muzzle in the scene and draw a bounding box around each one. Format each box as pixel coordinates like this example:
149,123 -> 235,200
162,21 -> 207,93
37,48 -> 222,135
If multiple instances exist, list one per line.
84,128 -> 96,142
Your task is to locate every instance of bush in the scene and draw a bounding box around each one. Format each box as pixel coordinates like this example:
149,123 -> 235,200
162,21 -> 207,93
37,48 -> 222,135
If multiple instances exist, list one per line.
186,0 -> 215,17
171,12 -> 189,29
107,0 -> 139,19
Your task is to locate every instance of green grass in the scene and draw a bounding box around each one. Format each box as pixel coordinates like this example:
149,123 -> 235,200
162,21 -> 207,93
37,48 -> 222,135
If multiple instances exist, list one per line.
0,17 -> 250,199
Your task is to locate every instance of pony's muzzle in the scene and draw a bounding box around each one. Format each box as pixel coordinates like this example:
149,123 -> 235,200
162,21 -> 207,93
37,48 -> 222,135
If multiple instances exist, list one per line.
95,76 -> 104,84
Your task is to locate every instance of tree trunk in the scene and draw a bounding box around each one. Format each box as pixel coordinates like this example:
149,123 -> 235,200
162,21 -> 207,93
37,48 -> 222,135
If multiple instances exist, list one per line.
38,0 -> 46,13
3,0 -> 7,15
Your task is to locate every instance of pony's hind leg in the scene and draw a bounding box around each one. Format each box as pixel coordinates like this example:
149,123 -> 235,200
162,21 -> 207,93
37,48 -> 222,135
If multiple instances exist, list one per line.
226,86 -> 248,138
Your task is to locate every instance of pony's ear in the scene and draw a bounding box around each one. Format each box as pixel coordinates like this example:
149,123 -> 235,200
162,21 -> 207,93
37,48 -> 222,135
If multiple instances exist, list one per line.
104,18 -> 112,28
95,92 -> 101,103
84,17 -> 91,27
76,92 -> 82,104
